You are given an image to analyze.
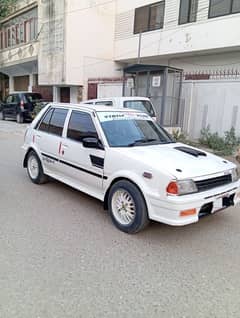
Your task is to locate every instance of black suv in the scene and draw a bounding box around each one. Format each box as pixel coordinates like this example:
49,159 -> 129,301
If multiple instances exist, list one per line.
0,92 -> 43,123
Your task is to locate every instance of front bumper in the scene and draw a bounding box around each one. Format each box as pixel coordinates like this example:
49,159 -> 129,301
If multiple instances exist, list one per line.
147,180 -> 240,226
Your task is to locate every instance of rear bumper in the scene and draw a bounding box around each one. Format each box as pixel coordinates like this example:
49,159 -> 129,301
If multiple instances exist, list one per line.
147,181 -> 240,226
22,110 -> 34,120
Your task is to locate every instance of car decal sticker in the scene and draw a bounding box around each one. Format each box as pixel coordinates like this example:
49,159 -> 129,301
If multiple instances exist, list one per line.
41,153 -> 107,179
42,153 -> 58,161
97,111 -> 150,122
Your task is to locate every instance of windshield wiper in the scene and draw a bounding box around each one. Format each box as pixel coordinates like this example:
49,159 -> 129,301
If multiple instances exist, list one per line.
127,138 -> 158,147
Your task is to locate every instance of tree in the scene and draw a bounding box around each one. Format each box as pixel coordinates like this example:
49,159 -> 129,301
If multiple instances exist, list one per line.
0,0 -> 17,19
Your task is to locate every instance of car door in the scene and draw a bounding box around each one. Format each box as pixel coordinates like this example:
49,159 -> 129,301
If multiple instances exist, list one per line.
3,95 -> 14,116
34,107 -> 69,176
59,110 -> 105,196
11,94 -> 20,118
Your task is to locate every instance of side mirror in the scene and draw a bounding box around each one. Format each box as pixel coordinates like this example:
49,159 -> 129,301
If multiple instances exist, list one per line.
82,137 -> 104,149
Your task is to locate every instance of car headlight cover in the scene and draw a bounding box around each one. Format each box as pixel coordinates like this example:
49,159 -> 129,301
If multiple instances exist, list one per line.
231,168 -> 239,182
167,179 -> 198,195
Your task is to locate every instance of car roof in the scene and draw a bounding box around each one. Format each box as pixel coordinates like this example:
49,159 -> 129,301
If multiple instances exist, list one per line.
82,96 -> 150,103
48,102 -> 141,113
10,91 -> 41,94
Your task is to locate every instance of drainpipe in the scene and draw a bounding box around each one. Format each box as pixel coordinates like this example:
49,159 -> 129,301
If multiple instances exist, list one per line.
187,81 -> 194,135
176,70 -> 183,127
161,67 -> 168,125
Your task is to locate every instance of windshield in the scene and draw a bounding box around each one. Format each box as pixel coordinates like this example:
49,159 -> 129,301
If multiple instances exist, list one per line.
97,111 -> 174,147
25,93 -> 42,102
123,100 -> 155,117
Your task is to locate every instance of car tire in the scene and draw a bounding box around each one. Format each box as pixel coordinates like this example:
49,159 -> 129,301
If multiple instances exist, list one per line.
108,180 -> 149,234
0,111 -> 5,120
27,150 -> 48,184
16,113 -> 24,123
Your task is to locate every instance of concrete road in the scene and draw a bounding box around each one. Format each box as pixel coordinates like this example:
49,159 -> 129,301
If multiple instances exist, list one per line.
0,120 -> 240,318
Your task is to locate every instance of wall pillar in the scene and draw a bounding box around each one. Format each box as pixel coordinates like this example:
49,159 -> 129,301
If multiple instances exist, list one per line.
28,74 -> 34,92
70,87 -> 78,103
9,76 -> 14,93
53,86 -> 60,102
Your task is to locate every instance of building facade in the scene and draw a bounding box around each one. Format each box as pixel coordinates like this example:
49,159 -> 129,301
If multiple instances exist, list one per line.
0,0 -> 39,98
0,0 -> 120,102
113,0 -> 240,138
1,0 -> 240,138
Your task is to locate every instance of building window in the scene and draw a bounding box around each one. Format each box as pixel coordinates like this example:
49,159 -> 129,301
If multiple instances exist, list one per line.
30,18 -> 37,41
24,20 -> 30,42
179,0 -> 198,24
7,28 -> 11,47
20,23 -> 25,43
209,0 -> 240,18
0,31 -> 3,50
16,25 -> 20,44
11,26 -> 16,46
134,1 -> 165,34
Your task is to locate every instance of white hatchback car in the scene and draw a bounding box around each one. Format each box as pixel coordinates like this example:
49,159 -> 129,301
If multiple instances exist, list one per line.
22,103 -> 240,233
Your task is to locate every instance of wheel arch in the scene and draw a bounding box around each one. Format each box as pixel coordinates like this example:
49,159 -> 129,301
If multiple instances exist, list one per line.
103,177 -> 148,212
23,147 -> 41,168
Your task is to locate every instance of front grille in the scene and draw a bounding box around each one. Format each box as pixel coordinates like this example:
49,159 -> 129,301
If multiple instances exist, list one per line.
195,174 -> 232,192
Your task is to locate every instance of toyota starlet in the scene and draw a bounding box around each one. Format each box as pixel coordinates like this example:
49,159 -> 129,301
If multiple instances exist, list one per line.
22,103 -> 240,233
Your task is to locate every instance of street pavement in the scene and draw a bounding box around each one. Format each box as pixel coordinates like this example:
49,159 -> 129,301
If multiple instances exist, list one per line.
0,120 -> 240,318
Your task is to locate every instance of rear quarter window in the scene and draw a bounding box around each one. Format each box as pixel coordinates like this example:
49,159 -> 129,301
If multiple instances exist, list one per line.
37,108 -> 54,132
37,107 -> 68,136
48,108 -> 68,136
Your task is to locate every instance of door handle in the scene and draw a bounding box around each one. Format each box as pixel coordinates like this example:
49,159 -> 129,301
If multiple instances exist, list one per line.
36,134 -> 41,138
62,144 -> 69,148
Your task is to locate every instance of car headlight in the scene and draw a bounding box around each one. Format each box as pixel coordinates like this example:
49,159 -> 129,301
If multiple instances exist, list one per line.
166,179 -> 198,196
231,168 -> 239,182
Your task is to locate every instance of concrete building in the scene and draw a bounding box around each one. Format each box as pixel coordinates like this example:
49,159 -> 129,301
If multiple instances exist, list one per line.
1,0 -> 240,138
0,0 -> 39,98
0,0 -> 120,102
113,0 -> 240,138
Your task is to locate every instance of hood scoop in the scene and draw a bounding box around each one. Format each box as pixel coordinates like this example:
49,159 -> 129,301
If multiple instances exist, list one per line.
174,146 -> 207,157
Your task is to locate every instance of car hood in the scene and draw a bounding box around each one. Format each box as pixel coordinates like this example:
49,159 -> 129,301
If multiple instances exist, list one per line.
114,142 -> 235,179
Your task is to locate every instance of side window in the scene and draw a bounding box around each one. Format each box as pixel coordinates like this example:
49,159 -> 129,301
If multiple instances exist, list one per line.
38,108 -> 54,132
12,95 -> 19,103
6,96 -> 13,103
95,101 -> 113,106
67,111 -> 98,142
48,108 -> 68,136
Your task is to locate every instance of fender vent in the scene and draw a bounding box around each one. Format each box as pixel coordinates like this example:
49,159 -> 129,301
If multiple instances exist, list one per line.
174,146 -> 207,157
